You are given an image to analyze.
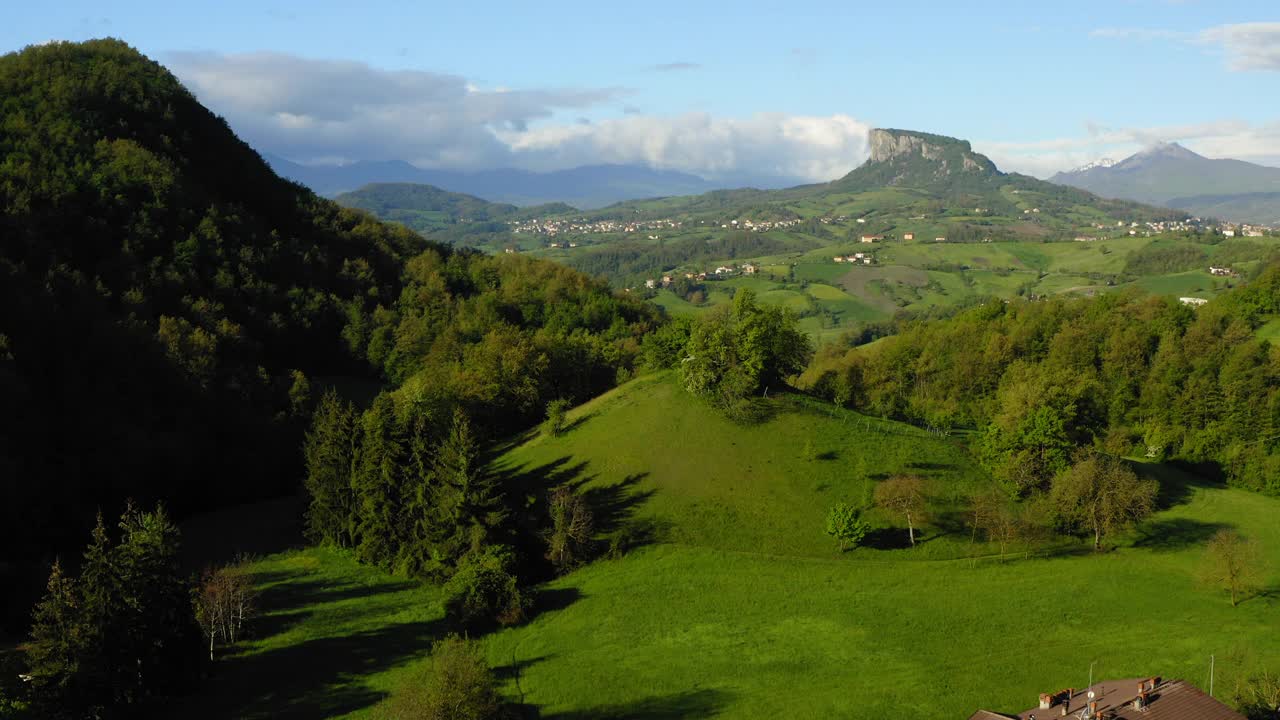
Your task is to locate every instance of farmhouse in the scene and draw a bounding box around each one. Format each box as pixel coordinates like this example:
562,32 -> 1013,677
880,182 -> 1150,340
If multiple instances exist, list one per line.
969,677 -> 1244,720
742,264 -> 758,274
903,232 -> 915,240
860,235 -> 882,243
1179,297 -> 1209,306
1209,266 -> 1234,276
834,256 -> 846,262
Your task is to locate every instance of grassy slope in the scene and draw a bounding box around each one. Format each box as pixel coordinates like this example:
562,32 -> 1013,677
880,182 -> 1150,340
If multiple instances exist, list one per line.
172,374 -> 1280,719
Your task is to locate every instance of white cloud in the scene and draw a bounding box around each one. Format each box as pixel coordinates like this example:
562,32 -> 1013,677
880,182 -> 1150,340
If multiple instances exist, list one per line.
168,51 -> 621,169
168,51 -> 871,182
1091,21 -> 1280,72
499,112 -> 870,182
1200,22 -> 1280,71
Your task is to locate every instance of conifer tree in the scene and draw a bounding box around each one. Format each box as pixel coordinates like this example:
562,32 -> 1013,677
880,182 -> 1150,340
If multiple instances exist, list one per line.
26,559 -> 85,718
396,401 -> 445,576
353,393 -> 406,567
115,502 -> 198,703
76,513 -> 124,712
303,390 -> 360,547
432,408 -> 506,565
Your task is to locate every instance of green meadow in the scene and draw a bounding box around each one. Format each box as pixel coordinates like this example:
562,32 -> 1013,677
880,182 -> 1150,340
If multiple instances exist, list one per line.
174,374 -> 1280,719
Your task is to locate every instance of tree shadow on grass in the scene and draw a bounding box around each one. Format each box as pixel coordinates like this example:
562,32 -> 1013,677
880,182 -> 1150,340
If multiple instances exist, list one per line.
1134,459 -> 1226,511
542,688 -> 734,719
243,572 -> 423,641
497,457 -> 664,563
861,527 -> 916,550
213,618 -> 447,720
1132,518 -> 1233,552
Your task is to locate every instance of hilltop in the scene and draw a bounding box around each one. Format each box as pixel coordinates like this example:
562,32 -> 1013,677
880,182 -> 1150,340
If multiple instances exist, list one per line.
1051,142 -> 1280,223
333,182 -> 574,241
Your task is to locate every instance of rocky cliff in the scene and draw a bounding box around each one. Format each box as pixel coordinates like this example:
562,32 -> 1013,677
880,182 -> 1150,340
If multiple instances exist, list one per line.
867,129 -> 995,174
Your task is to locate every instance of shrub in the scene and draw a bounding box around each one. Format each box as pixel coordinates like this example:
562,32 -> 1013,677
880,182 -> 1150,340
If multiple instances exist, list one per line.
441,547 -> 526,631
542,399 -> 571,438
380,636 -> 508,720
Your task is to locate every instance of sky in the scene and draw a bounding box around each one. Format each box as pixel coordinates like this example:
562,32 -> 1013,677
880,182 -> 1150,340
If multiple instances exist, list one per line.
6,0 -> 1279,183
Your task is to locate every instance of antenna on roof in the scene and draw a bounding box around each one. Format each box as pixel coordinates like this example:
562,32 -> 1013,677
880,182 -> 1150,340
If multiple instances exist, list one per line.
1210,654 -> 1215,697
1088,660 -> 1096,692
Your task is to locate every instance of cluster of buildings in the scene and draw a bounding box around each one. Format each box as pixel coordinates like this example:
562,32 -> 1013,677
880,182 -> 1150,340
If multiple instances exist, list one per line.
511,217 -> 683,237
833,252 -> 875,265
708,218 -> 805,231
637,263 -> 759,291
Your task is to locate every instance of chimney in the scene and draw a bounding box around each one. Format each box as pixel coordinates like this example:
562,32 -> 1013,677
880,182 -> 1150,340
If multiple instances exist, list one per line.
1039,693 -> 1053,709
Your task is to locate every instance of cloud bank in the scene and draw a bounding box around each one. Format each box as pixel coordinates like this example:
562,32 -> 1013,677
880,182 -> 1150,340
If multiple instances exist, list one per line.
169,51 -> 871,183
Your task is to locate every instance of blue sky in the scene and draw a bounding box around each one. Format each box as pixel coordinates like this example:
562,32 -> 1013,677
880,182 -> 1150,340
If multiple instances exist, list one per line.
6,1 -> 1279,180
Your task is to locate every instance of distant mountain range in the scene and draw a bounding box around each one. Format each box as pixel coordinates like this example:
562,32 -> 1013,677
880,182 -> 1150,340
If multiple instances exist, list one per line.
1050,143 -> 1280,224
263,154 -> 799,209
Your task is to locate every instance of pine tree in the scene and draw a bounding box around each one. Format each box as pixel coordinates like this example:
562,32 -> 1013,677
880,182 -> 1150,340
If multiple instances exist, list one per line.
353,393 -> 406,568
76,513 -> 124,713
26,559 -> 85,718
303,390 -> 359,547
432,408 -> 507,565
115,502 -> 199,703
396,401 -> 445,577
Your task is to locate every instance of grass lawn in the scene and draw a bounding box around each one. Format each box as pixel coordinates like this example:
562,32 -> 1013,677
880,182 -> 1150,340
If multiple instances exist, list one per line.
167,374 -> 1280,719
1258,316 -> 1280,343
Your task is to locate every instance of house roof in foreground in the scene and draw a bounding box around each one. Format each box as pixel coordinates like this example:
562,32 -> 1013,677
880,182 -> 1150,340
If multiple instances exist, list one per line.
973,678 -> 1244,720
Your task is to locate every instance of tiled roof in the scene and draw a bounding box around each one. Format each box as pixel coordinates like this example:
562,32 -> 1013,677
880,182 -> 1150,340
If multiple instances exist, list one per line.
1009,678 -> 1244,720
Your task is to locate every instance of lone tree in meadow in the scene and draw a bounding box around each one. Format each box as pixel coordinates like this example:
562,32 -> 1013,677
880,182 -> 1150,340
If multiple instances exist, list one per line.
971,488 -> 1029,559
380,635 -> 506,720
1201,529 -> 1264,607
1049,451 -> 1157,550
825,503 -> 870,552
875,475 -> 928,546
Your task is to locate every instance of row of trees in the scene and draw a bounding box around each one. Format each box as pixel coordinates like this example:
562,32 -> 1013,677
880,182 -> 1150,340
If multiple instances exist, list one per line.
303,388 -> 601,631
23,504 -> 200,719
803,267 -> 1280,497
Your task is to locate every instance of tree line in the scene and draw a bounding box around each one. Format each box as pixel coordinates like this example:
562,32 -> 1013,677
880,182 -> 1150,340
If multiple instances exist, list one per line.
804,265 -> 1280,497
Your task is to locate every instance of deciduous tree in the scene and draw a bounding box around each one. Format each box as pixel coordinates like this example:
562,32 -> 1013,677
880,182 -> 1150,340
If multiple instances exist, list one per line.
875,475 -> 928,546
1202,529 -> 1264,607
825,503 -> 870,552
1049,452 -> 1157,550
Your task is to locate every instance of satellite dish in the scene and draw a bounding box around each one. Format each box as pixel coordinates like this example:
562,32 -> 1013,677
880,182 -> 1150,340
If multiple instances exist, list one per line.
1087,690 -> 1096,699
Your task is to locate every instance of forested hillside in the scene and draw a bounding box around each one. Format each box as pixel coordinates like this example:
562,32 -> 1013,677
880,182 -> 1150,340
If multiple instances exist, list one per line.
0,39 -> 657,633
803,266 -> 1280,495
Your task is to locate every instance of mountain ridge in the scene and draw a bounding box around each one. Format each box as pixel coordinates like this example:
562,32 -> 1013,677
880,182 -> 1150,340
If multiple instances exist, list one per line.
263,154 -> 799,208
1050,143 -> 1280,224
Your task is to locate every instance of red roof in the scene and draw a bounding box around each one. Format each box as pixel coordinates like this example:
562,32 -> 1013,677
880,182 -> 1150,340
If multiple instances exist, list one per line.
1008,678 -> 1244,720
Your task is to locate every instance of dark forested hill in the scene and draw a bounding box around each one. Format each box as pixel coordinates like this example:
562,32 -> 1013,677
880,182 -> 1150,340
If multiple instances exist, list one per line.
0,38 -> 431,627
0,39 -> 659,632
